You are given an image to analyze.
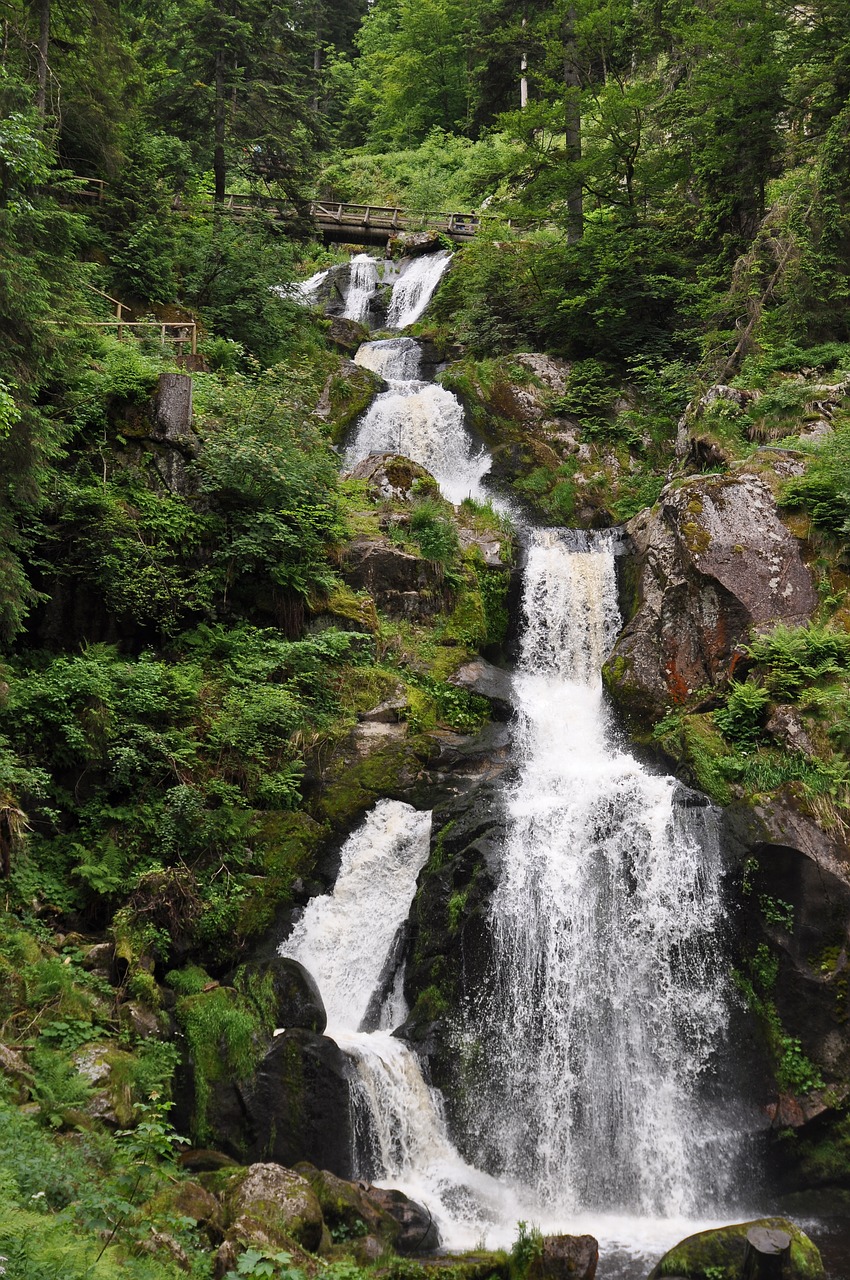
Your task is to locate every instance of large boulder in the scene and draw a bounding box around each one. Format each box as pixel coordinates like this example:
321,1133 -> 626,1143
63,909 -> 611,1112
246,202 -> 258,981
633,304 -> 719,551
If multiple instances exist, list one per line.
344,454 -> 437,504
223,1163 -> 324,1252
341,537 -> 450,619
235,957 -> 326,1035
527,1235 -> 598,1280
646,1216 -> 824,1279
362,1185 -> 440,1253
245,1029 -> 356,1176
401,777 -> 507,1105
295,1163 -> 401,1247
604,474 -> 817,721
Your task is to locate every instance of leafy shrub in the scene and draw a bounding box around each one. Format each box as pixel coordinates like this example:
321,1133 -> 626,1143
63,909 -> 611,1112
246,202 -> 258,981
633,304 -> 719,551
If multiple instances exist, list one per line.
714,680 -> 771,744
780,421 -> 850,535
408,499 -> 460,565
746,624 -> 850,697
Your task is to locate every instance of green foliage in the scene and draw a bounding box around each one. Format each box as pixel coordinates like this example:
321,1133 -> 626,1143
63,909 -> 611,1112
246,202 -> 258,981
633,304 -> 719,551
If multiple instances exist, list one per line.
714,681 -> 771,744
759,895 -> 795,931
175,987 -> 269,1140
510,1221 -> 543,1280
408,500 -> 460,565
746,624 -> 850,697
225,1248 -> 307,1279
780,421 -> 850,535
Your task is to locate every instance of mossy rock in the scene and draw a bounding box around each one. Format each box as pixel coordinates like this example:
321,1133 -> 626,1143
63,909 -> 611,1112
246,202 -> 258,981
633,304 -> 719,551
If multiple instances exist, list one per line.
647,1216 -> 824,1279
295,1162 -> 399,1246
236,810 -> 328,940
220,1162 -> 325,1252
174,986 -> 272,1147
313,734 -> 431,830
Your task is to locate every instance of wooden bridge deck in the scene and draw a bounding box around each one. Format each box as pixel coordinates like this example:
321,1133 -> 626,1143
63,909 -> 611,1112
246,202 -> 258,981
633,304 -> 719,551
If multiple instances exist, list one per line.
217,196 -> 491,244
59,179 -> 500,245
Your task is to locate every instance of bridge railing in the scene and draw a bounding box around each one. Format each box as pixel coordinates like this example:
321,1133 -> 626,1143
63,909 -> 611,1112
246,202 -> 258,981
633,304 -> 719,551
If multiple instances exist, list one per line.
57,179 -> 513,241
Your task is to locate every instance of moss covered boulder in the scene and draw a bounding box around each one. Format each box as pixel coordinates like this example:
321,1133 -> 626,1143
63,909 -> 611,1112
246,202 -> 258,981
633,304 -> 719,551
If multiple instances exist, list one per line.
647,1216 -> 824,1279
222,1162 -> 324,1252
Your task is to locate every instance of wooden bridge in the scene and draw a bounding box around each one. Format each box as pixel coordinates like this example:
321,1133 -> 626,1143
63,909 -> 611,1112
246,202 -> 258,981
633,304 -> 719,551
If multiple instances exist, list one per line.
60,179 -> 497,245
216,196 -> 489,245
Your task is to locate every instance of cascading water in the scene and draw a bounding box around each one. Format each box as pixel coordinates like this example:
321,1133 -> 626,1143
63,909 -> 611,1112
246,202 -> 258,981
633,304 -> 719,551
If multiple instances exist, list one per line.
387,250 -> 452,328
343,253 -> 381,323
344,338 -> 493,505
280,799 -> 518,1247
284,242 -> 753,1276
471,531 -> 743,1229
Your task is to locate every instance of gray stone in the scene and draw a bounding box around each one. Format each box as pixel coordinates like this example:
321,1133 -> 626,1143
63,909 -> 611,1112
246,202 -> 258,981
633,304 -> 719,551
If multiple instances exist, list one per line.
604,474 -> 817,720
344,453 -> 436,503
341,537 -> 448,619
450,657 -> 513,718
225,1163 -> 324,1252
362,1185 -> 440,1253
528,1234 -> 598,1280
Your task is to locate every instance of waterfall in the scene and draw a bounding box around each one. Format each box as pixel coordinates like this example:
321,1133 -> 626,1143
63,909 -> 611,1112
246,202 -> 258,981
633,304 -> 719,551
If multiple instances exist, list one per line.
286,267 -> 331,306
343,253 -> 380,323
277,531 -> 748,1273
345,338 -> 492,505
476,530 -> 738,1220
387,250 -> 452,328
279,799 -> 519,1248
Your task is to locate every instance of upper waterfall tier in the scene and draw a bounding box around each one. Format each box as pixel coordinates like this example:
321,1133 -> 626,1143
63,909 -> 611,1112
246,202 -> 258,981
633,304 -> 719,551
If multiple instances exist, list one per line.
386,251 -> 451,328
346,338 -> 492,505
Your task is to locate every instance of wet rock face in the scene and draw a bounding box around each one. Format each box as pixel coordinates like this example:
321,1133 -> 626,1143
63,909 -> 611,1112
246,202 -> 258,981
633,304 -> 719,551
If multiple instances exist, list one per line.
235,956 -> 327,1035
245,1028 -> 356,1176
604,474 -> 817,718
341,537 -> 449,619
401,776 -> 507,1109
362,1185 -> 440,1253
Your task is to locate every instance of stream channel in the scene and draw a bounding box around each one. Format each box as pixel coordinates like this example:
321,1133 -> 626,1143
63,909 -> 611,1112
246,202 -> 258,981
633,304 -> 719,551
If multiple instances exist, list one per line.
284,252 -> 844,1279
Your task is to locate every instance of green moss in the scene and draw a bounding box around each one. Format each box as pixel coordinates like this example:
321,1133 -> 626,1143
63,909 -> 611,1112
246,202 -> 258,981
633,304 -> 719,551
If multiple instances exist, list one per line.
794,1110 -> 850,1186
314,737 -> 429,829
324,364 -> 383,446
174,986 -> 270,1142
651,1217 -> 824,1279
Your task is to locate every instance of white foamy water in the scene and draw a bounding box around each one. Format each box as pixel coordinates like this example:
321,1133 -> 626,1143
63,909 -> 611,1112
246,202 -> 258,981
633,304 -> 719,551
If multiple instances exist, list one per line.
287,267 -> 331,306
387,250 -> 452,328
477,530 -> 742,1223
276,536 -> 752,1274
281,800 -> 431,1031
344,253 -> 380,323
346,338 -> 492,504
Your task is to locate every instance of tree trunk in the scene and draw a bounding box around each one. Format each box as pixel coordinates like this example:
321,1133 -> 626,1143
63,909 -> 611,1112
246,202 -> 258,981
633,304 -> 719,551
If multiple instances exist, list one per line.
562,5 -> 583,243
742,1226 -> 791,1280
520,15 -> 528,108
35,0 -> 50,116
214,45 -> 227,205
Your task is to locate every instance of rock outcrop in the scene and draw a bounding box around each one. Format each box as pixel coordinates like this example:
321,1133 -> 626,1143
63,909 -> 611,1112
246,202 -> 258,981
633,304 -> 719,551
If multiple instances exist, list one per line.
341,537 -> 450,619
647,1216 -> 824,1279
245,1029 -> 356,1175
527,1235 -> 598,1280
604,473 -> 817,720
